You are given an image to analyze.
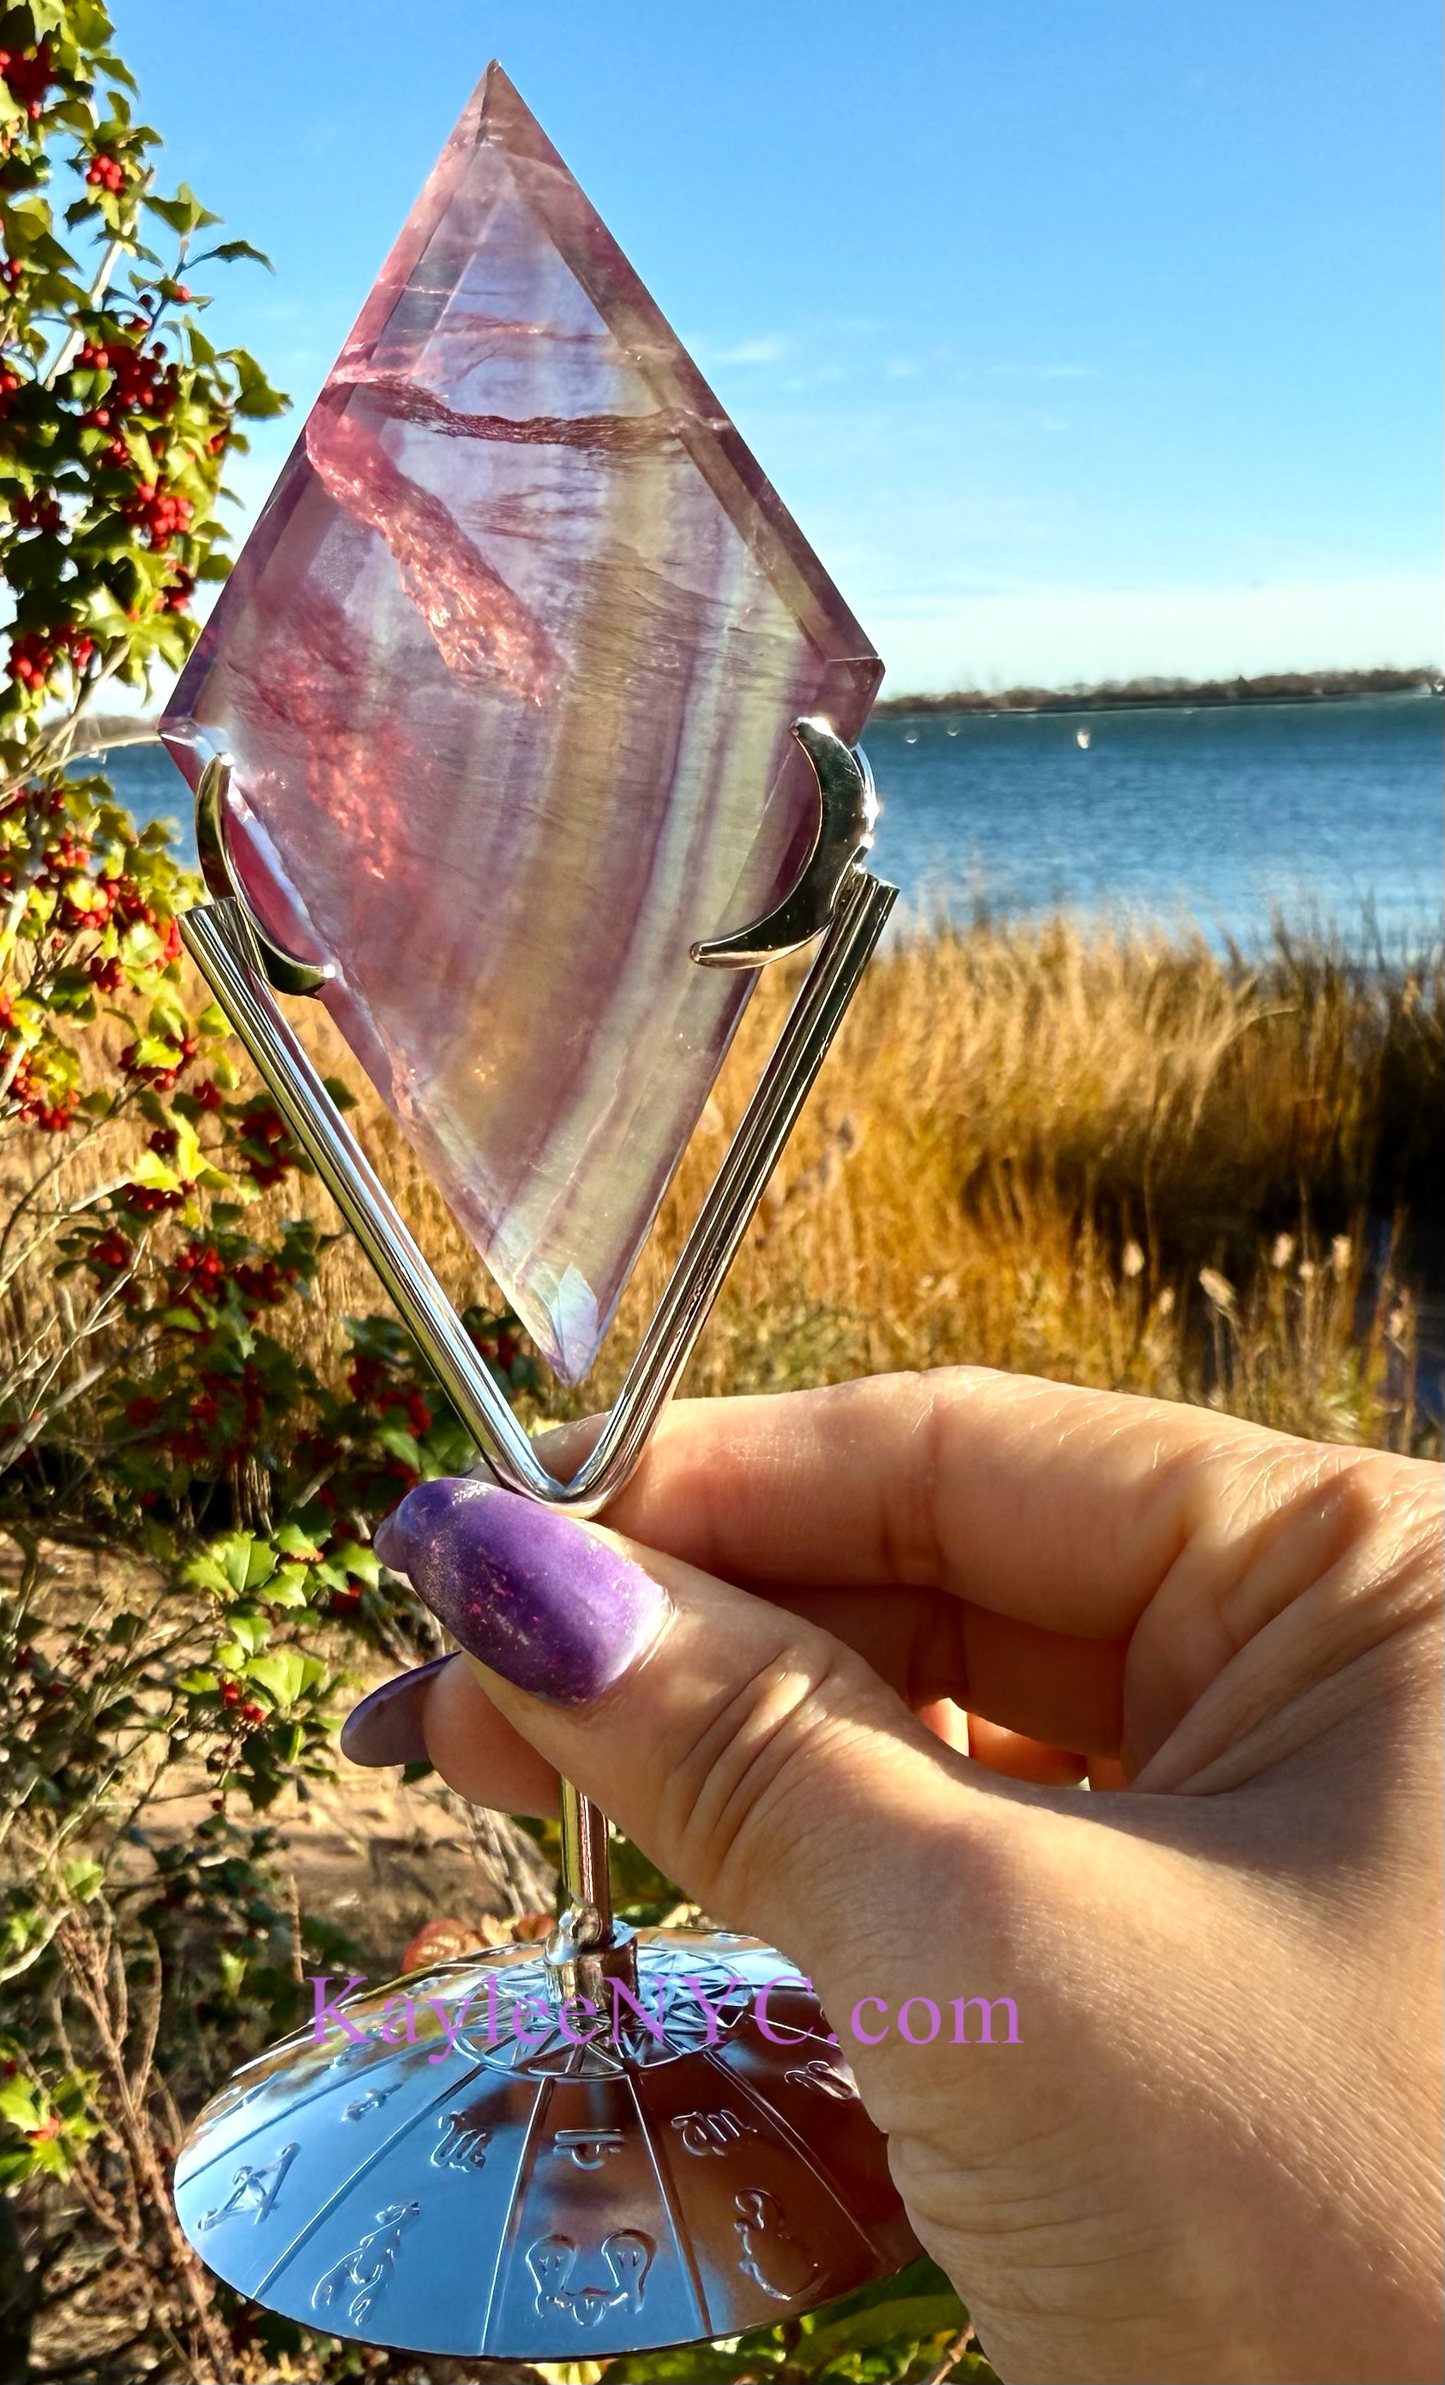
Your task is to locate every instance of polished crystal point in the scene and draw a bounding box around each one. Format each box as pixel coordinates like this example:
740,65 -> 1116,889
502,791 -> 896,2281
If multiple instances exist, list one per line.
160,63 -> 880,1380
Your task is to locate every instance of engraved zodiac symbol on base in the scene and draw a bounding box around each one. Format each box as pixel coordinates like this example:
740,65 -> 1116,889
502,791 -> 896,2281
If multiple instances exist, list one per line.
526,2229 -> 653,2327
671,2105 -> 754,2155
313,2200 -> 421,2326
552,2127 -> 624,2169
431,2109 -> 492,2169
197,2140 -> 299,2230
733,2188 -> 818,2301
342,2085 -> 399,2122
784,2056 -> 860,2100
327,2033 -> 384,2074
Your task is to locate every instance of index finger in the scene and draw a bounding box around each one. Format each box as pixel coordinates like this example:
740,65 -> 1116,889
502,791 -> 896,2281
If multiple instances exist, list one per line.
589,1368 -> 1361,1641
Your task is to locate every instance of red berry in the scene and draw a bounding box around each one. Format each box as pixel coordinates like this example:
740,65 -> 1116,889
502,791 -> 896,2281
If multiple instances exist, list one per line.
1,42 -> 54,118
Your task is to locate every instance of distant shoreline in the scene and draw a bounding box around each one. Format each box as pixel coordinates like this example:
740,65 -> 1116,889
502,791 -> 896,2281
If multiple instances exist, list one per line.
873,666 -> 1442,719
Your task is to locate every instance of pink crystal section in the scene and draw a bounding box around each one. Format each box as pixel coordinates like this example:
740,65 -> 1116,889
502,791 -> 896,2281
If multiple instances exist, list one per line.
160,64 -> 880,1382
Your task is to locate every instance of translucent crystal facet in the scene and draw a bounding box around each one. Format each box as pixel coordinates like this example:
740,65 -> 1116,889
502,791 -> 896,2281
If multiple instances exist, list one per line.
161,64 -> 880,1381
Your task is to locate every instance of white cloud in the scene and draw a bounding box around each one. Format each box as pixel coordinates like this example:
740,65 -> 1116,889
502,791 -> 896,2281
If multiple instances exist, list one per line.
708,336 -> 788,367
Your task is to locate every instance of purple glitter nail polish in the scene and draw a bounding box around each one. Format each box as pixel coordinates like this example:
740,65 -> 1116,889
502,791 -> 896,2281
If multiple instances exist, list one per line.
375,1478 -> 669,1706
339,1653 -> 454,1768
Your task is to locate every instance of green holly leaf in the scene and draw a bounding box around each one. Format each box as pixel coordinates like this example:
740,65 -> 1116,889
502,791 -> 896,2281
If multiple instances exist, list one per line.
332,1540 -> 381,1589
263,1567 -> 311,1609
185,1536 -> 276,1600
228,349 -> 290,419
374,1424 -> 423,1471
206,239 -> 272,269
217,1618 -> 269,1667
274,1522 -> 322,1559
246,1649 -> 322,1708
0,2078 -> 41,2132
231,1539 -> 278,1595
128,1147 -> 181,1192
143,184 -> 222,235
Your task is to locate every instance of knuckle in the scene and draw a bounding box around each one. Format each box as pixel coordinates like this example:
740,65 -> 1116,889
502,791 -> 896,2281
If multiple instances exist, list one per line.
655,1635 -> 861,1912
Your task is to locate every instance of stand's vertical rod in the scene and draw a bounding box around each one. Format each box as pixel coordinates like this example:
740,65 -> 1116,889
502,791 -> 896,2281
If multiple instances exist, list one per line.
559,1782 -> 613,1940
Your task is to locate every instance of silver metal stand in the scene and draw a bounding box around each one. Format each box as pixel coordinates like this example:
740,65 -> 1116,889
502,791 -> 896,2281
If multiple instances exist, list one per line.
172,721 -> 915,2356
180,722 -> 893,1520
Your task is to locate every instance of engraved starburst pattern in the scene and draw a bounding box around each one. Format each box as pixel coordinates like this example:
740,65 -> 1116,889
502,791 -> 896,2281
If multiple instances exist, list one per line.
173,1929 -> 916,2357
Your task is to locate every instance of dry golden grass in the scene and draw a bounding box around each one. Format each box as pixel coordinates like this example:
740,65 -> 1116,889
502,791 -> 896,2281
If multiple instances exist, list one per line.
271,914 -> 1441,1454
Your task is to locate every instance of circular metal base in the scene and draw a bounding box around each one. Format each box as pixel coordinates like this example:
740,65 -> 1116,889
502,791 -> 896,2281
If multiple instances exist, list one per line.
174,1929 -> 919,2359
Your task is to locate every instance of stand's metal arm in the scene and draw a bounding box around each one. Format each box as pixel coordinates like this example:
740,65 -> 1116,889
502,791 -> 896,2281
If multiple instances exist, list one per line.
179,719 -> 895,1962
183,869 -> 891,1516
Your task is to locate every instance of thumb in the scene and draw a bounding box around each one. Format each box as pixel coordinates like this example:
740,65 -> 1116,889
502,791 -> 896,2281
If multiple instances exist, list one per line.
374,1475 -> 1032,1982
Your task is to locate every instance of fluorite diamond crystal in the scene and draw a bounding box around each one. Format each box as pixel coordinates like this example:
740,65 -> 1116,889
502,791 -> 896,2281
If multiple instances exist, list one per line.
161,64 -> 880,1382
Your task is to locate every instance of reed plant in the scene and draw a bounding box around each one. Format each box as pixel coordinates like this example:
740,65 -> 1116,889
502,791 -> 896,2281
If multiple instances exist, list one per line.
281,912 -> 1442,1455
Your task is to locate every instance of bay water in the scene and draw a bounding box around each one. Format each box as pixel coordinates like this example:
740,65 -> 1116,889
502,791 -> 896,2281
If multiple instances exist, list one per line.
104,690 -> 1443,951
864,690 -> 1443,948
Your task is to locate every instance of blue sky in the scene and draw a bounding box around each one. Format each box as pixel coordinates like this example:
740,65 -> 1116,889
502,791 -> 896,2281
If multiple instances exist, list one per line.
112,0 -> 1441,692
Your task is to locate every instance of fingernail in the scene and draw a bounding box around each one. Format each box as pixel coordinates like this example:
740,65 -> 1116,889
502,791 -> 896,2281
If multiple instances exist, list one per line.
377,1477 -> 669,1707
339,1654 -> 454,1767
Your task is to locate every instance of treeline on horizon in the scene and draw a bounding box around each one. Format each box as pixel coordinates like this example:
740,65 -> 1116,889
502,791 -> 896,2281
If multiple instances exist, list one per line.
874,664 -> 1442,717
74,666 -> 1443,756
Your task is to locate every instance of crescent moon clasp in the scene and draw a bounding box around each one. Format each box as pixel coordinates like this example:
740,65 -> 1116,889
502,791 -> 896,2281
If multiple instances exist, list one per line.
194,754 -> 333,998
690,716 -> 880,969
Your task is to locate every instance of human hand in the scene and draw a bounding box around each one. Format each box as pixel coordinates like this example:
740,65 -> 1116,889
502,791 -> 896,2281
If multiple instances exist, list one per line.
343,1371 -> 1443,2385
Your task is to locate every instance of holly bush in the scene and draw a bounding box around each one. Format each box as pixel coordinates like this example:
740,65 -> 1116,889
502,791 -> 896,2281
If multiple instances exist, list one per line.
0,762 -> 541,2381
0,0 -> 282,772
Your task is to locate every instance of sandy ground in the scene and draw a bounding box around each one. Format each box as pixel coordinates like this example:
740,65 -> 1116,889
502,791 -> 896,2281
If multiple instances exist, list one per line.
143,1745 -> 559,1980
